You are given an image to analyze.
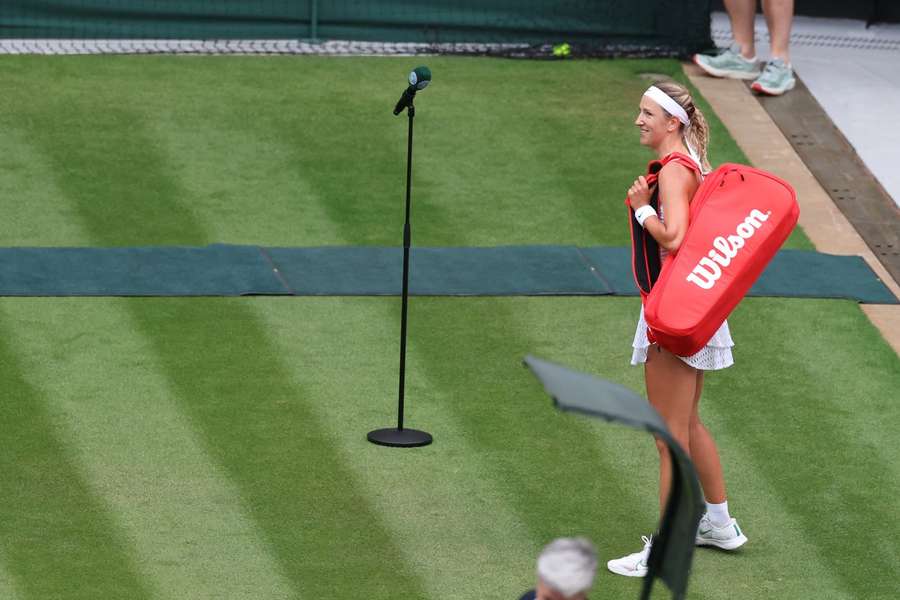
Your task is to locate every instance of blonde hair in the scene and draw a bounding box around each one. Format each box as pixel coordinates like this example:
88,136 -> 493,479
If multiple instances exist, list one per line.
653,80 -> 711,173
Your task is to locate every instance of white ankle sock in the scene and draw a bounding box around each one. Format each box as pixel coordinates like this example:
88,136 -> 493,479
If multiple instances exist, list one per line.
706,500 -> 731,527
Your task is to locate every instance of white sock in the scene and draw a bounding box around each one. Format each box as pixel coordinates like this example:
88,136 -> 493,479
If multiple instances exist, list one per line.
706,500 -> 731,527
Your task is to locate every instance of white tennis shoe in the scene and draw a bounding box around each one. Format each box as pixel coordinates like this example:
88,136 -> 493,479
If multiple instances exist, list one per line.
695,514 -> 748,550
607,535 -> 652,577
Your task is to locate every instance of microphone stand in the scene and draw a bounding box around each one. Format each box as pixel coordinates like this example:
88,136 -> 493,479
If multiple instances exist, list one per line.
368,98 -> 433,448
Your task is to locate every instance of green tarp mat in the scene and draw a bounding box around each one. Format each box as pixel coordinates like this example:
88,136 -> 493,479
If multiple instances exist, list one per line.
266,246 -> 610,296
0,245 -> 894,304
0,245 -> 285,296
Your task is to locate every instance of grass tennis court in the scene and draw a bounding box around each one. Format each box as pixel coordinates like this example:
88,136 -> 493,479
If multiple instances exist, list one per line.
0,55 -> 897,599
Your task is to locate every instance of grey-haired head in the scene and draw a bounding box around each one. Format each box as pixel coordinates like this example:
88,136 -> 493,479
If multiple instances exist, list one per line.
535,537 -> 597,599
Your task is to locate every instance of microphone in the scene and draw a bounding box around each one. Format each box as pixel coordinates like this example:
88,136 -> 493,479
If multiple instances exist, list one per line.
393,66 -> 431,115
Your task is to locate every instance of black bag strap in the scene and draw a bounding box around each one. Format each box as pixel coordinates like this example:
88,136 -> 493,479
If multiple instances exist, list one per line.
627,154 -> 700,296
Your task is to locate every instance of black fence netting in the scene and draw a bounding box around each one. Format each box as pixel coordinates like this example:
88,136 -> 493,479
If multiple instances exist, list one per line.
0,1 -> 712,57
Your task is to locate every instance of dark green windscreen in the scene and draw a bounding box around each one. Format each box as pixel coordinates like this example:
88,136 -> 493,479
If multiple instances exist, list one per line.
0,1 -> 711,52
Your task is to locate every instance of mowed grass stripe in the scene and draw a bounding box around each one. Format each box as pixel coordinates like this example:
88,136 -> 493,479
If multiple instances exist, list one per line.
769,302 -> 900,483
682,407 -> 854,600
714,299 -> 900,596
142,64 -> 371,247
121,298 -> 431,599
658,307 -> 855,599
406,296 -> 657,534
7,61 -> 206,246
2,299 -> 298,600
0,318 -> 153,600
402,58 -> 605,246
0,127 -> 87,246
252,297 -> 544,599
0,552 -> 24,600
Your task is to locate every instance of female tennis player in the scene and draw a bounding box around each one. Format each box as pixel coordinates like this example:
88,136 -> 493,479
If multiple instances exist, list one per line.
607,81 -> 748,578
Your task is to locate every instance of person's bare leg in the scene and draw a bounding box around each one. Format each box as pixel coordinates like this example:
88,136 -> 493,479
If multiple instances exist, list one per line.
644,345 -> 697,516
724,0 -> 758,59
762,0 -> 794,63
688,371 -> 727,503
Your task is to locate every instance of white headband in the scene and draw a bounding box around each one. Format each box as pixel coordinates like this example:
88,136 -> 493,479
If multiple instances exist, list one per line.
643,85 -> 707,172
643,86 -> 690,126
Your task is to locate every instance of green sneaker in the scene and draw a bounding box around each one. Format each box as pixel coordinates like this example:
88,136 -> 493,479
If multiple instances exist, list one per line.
693,44 -> 761,80
751,58 -> 796,95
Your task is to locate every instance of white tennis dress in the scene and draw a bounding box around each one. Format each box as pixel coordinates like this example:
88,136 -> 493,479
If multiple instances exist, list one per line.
631,306 -> 734,370
630,158 -> 734,371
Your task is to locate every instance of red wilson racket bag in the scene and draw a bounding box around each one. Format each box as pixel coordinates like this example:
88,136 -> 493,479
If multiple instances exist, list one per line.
642,164 -> 799,356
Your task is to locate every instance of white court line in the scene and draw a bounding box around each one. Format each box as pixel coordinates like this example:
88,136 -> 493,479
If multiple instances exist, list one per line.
2,300 -> 297,600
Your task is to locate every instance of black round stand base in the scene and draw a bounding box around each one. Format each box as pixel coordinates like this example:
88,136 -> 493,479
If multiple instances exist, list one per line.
367,427 -> 433,447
